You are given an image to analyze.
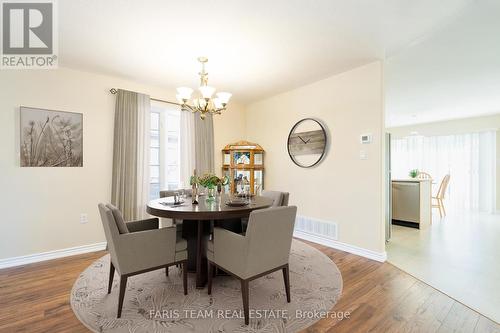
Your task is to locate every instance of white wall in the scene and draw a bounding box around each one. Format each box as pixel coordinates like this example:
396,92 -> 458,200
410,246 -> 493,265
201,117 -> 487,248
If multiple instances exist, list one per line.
0,67 -> 244,260
246,62 -> 385,254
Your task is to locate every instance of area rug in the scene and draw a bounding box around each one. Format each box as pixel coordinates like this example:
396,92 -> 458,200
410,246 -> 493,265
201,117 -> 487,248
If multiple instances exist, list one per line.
71,239 -> 342,332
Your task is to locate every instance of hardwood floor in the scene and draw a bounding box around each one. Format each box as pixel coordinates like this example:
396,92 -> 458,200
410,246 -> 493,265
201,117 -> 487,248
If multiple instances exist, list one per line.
0,241 -> 498,333
306,242 -> 499,333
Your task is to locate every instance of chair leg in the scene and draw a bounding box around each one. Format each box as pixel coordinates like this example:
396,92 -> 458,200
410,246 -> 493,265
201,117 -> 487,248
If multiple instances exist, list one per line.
282,264 -> 291,303
241,279 -> 249,325
207,262 -> 213,295
440,199 -> 446,217
117,275 -> 128,318
182,261 -> 188,295
438,201 -> 443,218
108,261 -> 115,294
165,266 -> 169,277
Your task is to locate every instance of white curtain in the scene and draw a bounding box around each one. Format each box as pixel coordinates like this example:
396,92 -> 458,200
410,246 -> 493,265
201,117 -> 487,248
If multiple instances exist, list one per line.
194,114 -> 215,174
136,94 -> 151,218
180,110 -> 196,188
111,89 -> 150,220
391,131 -> 496,213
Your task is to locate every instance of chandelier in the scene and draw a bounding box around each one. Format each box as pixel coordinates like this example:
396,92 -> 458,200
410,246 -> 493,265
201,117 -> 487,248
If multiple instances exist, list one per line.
176,57 -> 232,119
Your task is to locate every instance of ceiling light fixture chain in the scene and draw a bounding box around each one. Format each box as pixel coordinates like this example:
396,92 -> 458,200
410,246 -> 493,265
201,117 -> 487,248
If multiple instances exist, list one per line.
198,56 -> 209,87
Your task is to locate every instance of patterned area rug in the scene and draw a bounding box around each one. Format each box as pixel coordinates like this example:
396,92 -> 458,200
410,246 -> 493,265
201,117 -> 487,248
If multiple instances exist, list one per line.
71,240 -> 342,332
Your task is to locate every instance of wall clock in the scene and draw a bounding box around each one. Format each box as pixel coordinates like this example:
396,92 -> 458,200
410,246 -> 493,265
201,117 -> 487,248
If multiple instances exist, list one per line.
287,118 -> 327,168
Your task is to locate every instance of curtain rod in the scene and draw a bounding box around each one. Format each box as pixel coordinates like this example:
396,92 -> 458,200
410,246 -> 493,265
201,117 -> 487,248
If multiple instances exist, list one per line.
109,88 -> 181,106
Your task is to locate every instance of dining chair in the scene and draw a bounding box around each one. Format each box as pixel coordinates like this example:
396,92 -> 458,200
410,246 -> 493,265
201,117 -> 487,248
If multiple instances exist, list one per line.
207,206 -> 298,325
160,188 -> 192,198
262,190 -> 290,207
432,175 -> 450,218
160,189 -> 193,230
160,189 -> 192,227
160,189 -> 196,271
98,203 -> 188,318
417,171 -> 433,180
241,190 -> 290,232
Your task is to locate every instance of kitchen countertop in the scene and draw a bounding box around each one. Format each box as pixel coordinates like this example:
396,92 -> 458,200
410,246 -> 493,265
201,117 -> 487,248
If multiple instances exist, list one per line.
392,179 -> 432,182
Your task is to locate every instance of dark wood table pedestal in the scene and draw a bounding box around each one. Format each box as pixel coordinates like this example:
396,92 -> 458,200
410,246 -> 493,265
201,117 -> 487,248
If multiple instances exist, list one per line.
146,195 -> 273,289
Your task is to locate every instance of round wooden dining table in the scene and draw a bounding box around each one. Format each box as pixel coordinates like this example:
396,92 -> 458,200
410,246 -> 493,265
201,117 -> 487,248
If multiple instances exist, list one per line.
147,194 -> 273,288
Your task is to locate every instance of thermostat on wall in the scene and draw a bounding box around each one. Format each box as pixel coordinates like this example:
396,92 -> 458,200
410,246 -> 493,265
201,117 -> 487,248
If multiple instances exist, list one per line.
360,133 -> 372,144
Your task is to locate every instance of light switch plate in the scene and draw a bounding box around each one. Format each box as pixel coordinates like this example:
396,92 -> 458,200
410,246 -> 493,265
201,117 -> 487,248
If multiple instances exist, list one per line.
80,213 -> 88,224
359,150 -> 368,160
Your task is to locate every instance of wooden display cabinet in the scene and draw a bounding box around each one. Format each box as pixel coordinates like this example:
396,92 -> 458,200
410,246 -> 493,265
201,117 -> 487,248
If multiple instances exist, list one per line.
221,140 -> 264,195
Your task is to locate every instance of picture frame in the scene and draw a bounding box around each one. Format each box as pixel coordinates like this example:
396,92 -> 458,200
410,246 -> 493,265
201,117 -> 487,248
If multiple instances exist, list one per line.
20,106 -> 83,167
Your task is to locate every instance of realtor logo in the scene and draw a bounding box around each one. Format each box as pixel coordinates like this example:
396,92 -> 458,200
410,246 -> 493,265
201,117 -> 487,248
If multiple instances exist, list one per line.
1,0 -> 58,68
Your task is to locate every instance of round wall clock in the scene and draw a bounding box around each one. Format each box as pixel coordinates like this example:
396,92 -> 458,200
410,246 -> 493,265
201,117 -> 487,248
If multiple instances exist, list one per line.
287,118 -> 327,168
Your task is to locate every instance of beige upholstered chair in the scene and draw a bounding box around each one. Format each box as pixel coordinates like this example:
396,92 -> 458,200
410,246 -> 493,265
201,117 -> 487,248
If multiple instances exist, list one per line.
160,189 -> 192,227
241,190 -> 290,232
262,190 -> 290,207
160,188 -> 192,199
98,203 -> 188,318
432,175 -> 450,218
207,206 -> 297,325
160,189 -> 192,270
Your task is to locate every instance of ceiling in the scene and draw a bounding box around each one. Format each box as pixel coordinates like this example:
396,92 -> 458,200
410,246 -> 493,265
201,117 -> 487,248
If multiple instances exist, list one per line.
58,0 -> 472,103
385,0 -> 500,127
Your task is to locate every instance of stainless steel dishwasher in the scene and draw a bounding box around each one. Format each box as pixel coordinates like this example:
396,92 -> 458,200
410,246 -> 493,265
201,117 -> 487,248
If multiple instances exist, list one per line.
392,181 -> 420,223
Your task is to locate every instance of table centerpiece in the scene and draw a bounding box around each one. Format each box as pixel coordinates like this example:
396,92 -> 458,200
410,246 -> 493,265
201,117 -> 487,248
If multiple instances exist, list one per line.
191,173 -> 229,202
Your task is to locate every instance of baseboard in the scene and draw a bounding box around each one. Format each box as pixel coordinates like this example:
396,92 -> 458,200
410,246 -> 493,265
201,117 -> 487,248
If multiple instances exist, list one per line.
293,230 -> 387,262
0,233 -> 387,269
0,242 -> 107,269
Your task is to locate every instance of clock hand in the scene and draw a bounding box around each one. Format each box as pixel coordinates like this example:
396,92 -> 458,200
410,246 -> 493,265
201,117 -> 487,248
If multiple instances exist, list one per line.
304,138 -> 311,144
298,135 -> 307,144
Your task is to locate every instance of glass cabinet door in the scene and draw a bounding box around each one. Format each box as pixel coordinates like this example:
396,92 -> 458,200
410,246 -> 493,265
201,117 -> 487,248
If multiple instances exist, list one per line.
222,169 -> 231,193
254,153 -> 263,165
223,153 -> 231,165
254,170 -> 263,194
234,170 -> 251,193
234,151 -> 251,165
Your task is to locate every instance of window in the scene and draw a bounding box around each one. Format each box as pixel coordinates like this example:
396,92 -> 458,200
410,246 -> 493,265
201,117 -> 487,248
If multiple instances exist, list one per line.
149,102 -> 181,199
149,112 -> 161,199
391,131 -> 497,213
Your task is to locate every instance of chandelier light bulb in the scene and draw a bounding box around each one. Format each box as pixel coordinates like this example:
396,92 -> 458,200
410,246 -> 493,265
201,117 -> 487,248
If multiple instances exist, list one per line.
213,98 -> 223,109
199,86 -> 216,99
176,87 -> 193,101
216,92 -> 232,105
193,98 -> 200,108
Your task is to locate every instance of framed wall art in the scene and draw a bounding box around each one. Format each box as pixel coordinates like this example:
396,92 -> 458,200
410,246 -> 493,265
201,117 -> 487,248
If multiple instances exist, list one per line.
20,106 -> 83,167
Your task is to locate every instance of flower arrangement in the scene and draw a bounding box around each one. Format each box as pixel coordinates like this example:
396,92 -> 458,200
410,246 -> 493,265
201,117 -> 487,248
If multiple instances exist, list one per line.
191,173 -> 228,189
409,169 -> 419,178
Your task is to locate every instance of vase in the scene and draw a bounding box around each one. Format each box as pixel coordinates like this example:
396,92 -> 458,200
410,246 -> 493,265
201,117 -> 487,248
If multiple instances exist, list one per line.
206,186 -> 216,202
